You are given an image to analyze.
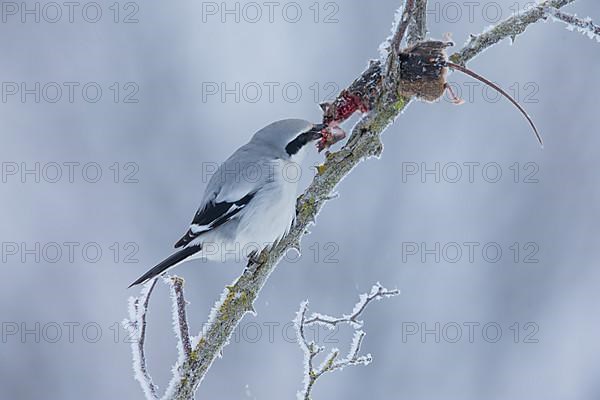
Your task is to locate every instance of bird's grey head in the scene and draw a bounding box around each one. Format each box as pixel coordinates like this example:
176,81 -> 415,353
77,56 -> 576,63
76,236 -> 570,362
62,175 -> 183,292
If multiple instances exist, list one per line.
250,119 -> 325,159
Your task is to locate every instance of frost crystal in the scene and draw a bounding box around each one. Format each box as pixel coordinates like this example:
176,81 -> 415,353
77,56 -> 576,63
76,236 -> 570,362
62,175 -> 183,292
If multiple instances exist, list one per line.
123,280 -> 159,399
379,5 -> 406,61
546,7 -> 600,43
294,283 -> 399,399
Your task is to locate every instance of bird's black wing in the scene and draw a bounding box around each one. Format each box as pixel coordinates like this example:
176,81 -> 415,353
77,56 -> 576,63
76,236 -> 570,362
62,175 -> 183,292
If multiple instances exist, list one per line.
174,192 -> 255,248
130,192 -> 255,287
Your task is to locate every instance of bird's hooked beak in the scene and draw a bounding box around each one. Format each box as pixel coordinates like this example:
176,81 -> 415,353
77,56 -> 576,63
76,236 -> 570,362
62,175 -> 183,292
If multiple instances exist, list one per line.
310,123 -> 328,140
286,123 -> 333,156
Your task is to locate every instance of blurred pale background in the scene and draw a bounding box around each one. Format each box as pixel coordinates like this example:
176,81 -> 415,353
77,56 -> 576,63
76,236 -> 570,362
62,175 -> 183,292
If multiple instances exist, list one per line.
1,0 -> 599,399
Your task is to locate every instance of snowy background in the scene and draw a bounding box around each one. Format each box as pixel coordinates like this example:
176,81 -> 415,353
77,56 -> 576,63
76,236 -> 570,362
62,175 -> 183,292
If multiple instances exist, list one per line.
1,0 -> 600,399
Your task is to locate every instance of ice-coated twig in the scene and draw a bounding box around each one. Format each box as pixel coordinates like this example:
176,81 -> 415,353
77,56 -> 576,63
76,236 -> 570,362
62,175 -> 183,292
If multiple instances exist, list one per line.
124,279 -> 159,400
169,276 -> 192,360
295,284 -> 399,400
545,7 -> 600,42
382,0 -> 416,91
391,0 -> 416,53
450,0 -> 578,66
407,0 -> 428,45
126,1 -> 584,398
304,283 -> 400,329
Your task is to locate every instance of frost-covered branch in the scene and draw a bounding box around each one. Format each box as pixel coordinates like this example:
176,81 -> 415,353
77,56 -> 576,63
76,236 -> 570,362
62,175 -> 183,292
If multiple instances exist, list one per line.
390,0 -> 416,53
407,0 -> 428,45
545,7 -> 600,42
295,284 -> 400,400
169,276 -> 192,361
383,0 -> 416,95
124,279 -> 159,399
128,0 -> 584,398
124,276 -> 196,400
304,283 -> 400,329
450,0 -> 577,66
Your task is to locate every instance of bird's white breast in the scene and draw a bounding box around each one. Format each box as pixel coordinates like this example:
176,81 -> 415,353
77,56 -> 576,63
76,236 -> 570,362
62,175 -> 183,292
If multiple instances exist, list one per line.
234,158 -> 299,250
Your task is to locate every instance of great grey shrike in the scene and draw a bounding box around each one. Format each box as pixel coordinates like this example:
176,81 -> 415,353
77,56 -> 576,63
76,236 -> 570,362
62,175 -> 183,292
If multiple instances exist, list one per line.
129,119 -> 327,287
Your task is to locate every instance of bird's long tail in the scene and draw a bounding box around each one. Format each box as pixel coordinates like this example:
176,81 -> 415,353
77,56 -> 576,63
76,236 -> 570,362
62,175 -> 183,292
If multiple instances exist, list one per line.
128,246 -> 201,288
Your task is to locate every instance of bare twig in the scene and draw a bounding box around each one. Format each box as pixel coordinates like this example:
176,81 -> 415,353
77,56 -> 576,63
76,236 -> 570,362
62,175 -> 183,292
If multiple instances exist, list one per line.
545,7 -> 600,42
169,276 -> 192,360
124,279 -> 159,399
295,283 -> 400,400
129,1 -> 582,398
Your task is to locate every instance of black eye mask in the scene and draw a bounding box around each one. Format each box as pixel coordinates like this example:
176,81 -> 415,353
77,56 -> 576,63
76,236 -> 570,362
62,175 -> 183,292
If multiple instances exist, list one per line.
285,124 -> 327,156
